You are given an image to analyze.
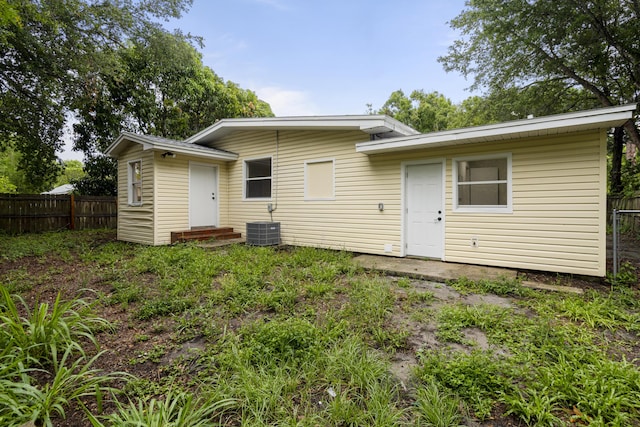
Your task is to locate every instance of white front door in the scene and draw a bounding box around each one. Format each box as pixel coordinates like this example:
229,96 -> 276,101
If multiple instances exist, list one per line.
189,164 -> 218,228
405,163 -> 443,258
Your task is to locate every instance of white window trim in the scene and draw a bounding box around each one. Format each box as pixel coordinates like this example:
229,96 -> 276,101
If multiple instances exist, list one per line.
452,153 -> 512,213
243,155 -> 273,201
128,159 -> 143,206
304,158 -> 336,201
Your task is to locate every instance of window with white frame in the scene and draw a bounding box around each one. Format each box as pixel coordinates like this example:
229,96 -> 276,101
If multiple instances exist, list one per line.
128,160 -> 142,205
305,159 -> 335,200
454,154 -> 511,212
245,157 -> 272,199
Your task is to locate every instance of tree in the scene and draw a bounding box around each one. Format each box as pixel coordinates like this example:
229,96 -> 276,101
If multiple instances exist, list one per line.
71,30 -> 273,195
55,160 -> 85,187
439,0 -> 640,194
378,90 -> 457,132
1,0 -> 194,190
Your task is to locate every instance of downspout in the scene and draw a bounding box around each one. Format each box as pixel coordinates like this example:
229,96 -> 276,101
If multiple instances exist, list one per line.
268,130 -> 279,222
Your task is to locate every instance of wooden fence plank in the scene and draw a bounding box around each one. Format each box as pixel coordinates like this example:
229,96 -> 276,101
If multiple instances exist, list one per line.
0,194 -> 117,234
608,196 -> 640,233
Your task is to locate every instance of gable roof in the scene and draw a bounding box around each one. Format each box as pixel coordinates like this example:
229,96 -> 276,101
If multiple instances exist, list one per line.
106,132 -> 238,160
185,115 -> 420,145
356,104 -> 637,155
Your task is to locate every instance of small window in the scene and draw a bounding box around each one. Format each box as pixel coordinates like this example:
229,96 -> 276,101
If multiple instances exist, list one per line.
128,160 -> 142,205
245,157 -> 272,199
454,154 -> 511,212
305,159 -> 335,200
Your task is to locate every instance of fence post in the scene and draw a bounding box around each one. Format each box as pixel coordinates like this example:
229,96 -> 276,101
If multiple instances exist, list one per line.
613,209 -> 618,278
69,194 -> 75,230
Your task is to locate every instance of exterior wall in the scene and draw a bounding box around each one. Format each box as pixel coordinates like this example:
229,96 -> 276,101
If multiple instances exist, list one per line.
153,153 -> 228,245
212,130 -> 404,255
117,144 -> 155,245
212,129 -> 606,276
443,131 -> 606,276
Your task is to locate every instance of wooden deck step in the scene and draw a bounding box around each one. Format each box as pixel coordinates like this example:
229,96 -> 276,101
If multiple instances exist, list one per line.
171,227 -> 241,244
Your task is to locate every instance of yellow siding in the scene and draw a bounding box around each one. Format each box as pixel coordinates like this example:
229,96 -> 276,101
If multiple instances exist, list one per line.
153,153 -> 228,245
212,130 -> 404,255
443,132 -> 606,276
117,144 -> 154,245
213,129 -> 606,276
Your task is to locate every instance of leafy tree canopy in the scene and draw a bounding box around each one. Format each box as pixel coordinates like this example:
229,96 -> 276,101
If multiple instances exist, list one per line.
439,0 -> 640,145
2,0 -> 273,195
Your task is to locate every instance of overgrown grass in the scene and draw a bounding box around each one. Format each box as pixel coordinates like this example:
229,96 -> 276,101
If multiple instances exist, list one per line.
2,230 -> 640,425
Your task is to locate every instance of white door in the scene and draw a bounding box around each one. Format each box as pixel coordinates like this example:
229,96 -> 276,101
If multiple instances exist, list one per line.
189,164 -> 218,228
405,163 -> 443,258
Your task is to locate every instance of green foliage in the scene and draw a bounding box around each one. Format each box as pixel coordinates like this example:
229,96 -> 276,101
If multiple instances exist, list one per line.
54,160 -> 84,187
135,298 -> 194,321
0,287 -> 110,365
606,261 -> 639,287
416,349 -> 514,420
378,90 -> 457,132
87,390 -> 235,427
447,276 -> 529,297
0,285 -> 125,426
247,318 -> 320,363
415,381 -> 465,427
436,303 -> 511,345
0,174 -> 16,193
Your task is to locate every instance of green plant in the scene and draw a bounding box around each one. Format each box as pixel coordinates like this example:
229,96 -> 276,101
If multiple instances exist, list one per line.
248,318 -> 320,363
415,381 -> 465,427
86,390 -> 235,427
0,287 -> 111,366
416,349 -> 514,420
135,298 -> 194,321
606,261 -> 638,287
448,276 -> 529,297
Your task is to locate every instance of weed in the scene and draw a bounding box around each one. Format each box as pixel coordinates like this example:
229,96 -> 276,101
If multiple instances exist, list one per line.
87,390 -> 235,427
416,349 -> 514,420
131,345 -> 167,364
448,276 -> 529,297
135,298 -> 194,321
606,261 -> 638,287
415,380 -> 465,427
0,287 -> 111,366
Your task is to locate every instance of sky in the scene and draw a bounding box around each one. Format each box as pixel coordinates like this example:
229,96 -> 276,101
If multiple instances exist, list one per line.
62,0 -> 476,160
165,0 -> 477,116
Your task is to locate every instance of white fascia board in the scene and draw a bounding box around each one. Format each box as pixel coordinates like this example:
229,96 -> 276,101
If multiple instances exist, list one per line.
106,132 -> 238,160
185,115 -> 419,144
145,141 -> 239,160
356,104 -> 637,154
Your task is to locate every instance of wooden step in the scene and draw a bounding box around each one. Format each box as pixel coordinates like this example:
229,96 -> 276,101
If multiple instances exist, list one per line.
171,227 -> 241,244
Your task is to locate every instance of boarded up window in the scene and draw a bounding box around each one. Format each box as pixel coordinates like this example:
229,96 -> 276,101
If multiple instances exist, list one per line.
245,158 -> 272,199
305,159 -> 335,200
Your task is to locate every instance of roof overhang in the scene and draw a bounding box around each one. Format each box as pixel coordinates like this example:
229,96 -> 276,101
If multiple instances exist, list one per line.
106,132 -> 239,161
186,115 -> 420,145
356,104 -> 637,155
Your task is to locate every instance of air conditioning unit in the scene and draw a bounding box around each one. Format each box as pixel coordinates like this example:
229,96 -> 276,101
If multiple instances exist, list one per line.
246,222 -> 281,246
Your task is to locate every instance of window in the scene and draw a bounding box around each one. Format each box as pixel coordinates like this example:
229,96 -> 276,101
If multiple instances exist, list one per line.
245,157 -> 272,199
454,154 -> 511,212
128,160 -> 142,205
305,159 -> 335,200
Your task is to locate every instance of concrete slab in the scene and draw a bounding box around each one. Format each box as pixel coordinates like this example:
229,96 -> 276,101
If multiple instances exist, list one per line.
352,255 -> 517,283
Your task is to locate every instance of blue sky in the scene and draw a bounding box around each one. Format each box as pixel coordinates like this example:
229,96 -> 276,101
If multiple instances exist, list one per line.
165,0 -> 477,116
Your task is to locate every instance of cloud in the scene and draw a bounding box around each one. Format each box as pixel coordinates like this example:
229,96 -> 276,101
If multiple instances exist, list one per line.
255,86 -> 319,116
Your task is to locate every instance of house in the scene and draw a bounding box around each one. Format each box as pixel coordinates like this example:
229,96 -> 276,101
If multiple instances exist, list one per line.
106,104 -> 637,277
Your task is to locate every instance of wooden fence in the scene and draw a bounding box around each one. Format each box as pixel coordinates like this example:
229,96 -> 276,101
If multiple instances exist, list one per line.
608,196 -> 640,233
0,194 -> 117,234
